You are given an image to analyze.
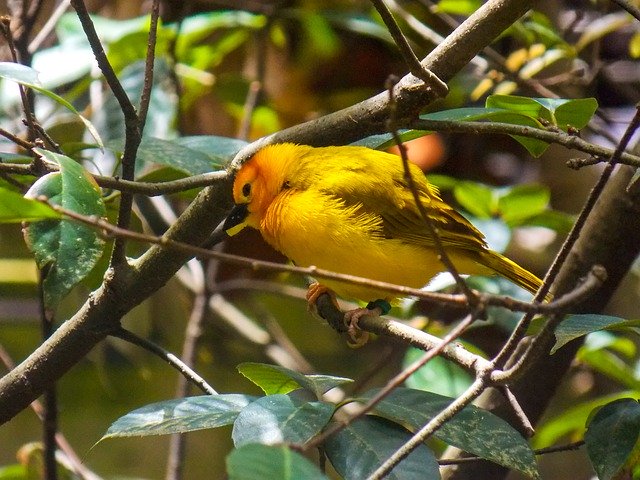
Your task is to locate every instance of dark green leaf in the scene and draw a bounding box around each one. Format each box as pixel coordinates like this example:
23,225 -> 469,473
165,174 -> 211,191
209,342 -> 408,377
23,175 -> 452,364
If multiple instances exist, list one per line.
176,136 -> 247,168
227,444 -> 328,480
324,416 -> 440,480
231,394 -> 335,447
553,314 -> 640,353
585,398 -> 640,480
359,388 -> 539,478
23,150 -> 106,308
238,362 -> 352,397
107,137 -> 217,175
0,187 -> 61,223
103,394 -> 257,439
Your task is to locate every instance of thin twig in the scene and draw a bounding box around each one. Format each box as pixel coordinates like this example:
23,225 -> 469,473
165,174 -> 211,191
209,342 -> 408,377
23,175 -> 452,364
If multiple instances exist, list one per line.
410,118 -> 640,168
302,308 -> 483,452
387,78 -> 477,301
28,0 -> 72,53
38,269 -> 58,480
500,386 -> 534,436
238,20 -> 269,140
166,283 -> 209,480
0,126 -> 33,150
368,377 -> 487,479
70,0 -> 142,265
438,440 -> 585,465
111,327 -> 217,395
39,197 -> 604,318
0,17 -> 38,143
610,0 -> 640,22
370,0 -> 448,96
138,0 -> 160,133
0,161 -> 228,195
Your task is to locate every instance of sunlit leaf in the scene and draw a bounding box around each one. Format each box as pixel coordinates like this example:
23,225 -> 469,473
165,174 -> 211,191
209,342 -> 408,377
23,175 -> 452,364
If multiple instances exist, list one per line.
237,362 -> 352,397
0,187 -> 61,223
231,394 -> 334,447
103,394 -> 257,439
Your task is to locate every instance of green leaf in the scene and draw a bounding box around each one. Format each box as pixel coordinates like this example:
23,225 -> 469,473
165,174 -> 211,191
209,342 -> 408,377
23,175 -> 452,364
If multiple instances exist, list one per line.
403,348 -> 473,397
486,95 -> 554,123
436,0 -> 481,15
176,136 -> 247,167
350,130 -> 430,150
227,444 -> 328,480
422,107 -> 550,157
515,209 -> 574,233
453,181 -> 495,218
0,187 -> 61,223
23,149 -> 106,309
359,388 -> 539,478
534,391 -> 640,448
237,362 -> 352,397
585,398 -> 640,480
0,62 -> 103,148
102,394 -> 257,439
553,314 -> 640,353
497,184 -> 550,226
324,416 -> 440,480
107,136 -> 222,175
231,394 -> 335,447
553,98 -> 598,129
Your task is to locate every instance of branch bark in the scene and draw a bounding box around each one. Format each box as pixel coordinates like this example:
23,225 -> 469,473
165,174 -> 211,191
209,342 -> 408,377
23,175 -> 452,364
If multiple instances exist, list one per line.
0,0 -> 534,425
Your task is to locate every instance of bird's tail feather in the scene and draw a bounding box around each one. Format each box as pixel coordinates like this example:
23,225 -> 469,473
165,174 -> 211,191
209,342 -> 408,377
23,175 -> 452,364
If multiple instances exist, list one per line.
479,250 -> 549,300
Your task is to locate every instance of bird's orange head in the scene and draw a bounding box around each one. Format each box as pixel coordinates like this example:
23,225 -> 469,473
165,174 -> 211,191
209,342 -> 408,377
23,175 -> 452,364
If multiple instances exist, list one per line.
224,143 -> 304,236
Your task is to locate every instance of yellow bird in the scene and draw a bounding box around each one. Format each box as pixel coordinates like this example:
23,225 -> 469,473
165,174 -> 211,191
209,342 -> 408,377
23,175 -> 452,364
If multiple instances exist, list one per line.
223,143 -> 544,338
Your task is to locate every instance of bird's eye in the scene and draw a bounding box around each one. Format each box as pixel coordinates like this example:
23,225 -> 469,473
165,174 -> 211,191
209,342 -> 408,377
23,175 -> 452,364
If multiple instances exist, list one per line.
282,180 -> 291,190
242,183 -> 251,198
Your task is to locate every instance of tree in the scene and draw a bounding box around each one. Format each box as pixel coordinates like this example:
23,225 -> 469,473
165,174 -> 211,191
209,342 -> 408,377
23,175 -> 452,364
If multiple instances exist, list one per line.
1,0 -> 640,478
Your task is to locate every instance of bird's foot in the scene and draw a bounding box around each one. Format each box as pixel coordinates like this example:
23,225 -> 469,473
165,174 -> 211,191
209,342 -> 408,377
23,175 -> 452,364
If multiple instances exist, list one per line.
306,283 -> 340,314
343,300 -> 391,348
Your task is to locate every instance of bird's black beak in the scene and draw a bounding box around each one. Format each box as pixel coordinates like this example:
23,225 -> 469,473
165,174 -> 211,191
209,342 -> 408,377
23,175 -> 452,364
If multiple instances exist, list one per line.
223,203 -> 249,236
203,203 -> 250,248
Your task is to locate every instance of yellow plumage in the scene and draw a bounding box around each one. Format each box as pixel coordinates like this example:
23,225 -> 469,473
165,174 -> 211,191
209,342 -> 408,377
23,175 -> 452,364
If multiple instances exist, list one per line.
224,143 -> 544,303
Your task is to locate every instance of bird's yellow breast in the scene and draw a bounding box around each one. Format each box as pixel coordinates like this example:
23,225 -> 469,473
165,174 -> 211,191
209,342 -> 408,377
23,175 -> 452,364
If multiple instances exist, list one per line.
259,188 -> 488,302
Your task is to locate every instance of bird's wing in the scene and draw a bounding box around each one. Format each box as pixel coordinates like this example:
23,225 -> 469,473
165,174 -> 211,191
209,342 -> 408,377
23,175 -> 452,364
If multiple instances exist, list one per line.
310,157 -> 488,251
